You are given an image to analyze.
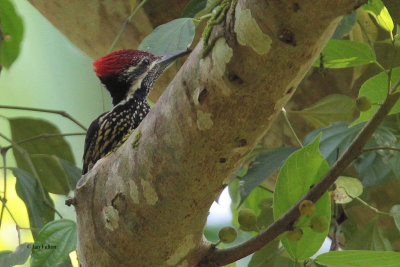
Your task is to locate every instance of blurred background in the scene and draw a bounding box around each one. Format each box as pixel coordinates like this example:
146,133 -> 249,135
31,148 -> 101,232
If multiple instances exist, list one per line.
0,0 -> 106,265
3,1 -> 398,266
0,2 -> 236,266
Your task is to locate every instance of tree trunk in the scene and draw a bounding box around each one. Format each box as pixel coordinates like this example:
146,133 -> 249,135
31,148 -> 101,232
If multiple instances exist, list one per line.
29,0 -> 364,266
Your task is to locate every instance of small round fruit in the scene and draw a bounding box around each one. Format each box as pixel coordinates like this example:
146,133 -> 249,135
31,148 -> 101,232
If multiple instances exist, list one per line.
218,226 -> 237,244
299,200 -> 316,217
238,209 -> 258,230
285,228 -> 303,241
310,215 -> 330,233
258,198 -> 273,210
356,96 -> 372,112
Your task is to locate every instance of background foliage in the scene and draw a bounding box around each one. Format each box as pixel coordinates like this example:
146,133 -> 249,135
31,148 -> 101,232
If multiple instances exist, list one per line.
1,0 -> 400,266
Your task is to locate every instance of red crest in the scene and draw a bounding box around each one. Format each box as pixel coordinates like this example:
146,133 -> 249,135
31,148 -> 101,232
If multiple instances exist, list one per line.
93,49 -> 155,78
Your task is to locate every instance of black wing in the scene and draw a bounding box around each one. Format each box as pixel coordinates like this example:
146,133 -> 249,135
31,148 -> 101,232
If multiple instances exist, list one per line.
82,112 -> 107,174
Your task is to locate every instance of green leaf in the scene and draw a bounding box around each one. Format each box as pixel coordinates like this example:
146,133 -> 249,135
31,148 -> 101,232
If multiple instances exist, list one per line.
273,135 -> 331,260
248,240 -> 280,267
0,0 -> 24,68
31,155 -> 80,192
0,243 -> 32,267
12,168 -> 55,238
346,219 -> 392,250
230,185 -> 273,229
333,176 -> 363,204
304,122 -> 363,166
352,66 -> 400,125
390,151 -> 400,178
238,147 -> 297,205
31,219 -> 77,267
331,12 -> 358,40
9,118 -> 76,195
362,0 -> 394,33
242,188 -> 274,214
229,178 -> 240,208
204,224 -> 219,243
182,0 -> 208,18
304,122 -> 397,159
354,151 -> 393,187
292,94 -> 356,127
390,205 -> 400,232
314,40 -> 376,68
58,158 -> 81,190
236,165 -> 248,177
257,205 -> 274,230
29,154 -> 72,195
55,259 -> 73,267
139,18 -> 195,55
273,255 -> 299,267
315,250 -> 400,267
304,122 -> 399,187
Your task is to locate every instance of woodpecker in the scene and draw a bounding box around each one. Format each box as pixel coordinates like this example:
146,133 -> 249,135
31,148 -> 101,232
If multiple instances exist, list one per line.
82,48 -> 191,174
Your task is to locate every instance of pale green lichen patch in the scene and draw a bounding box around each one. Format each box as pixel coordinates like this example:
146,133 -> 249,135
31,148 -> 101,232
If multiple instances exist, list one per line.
212,39 -> 233,76
166,235 -> 195,265
212,39 -> 233,95
213,38 -> 233,66
131,130 -> 142,149
141,179 -> 158,205
128,180 -> 140,204
104,206 -> 119,231
200,39 -> 233,96
197,110 -> 213,130
234,2 -> 271,55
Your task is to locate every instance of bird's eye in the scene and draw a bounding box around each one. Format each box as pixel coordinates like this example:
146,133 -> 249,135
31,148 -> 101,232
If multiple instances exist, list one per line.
143,58 -> 150,65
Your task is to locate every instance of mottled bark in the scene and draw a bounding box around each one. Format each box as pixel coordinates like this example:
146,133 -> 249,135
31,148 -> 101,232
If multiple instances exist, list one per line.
65,0 -> 364,266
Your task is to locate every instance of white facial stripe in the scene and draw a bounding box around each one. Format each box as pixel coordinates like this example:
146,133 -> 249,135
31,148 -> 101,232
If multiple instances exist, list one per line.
126,60 -> 158,97
124,58 -> 145,76
126,65 -> 139,73
127,77 -> 145,95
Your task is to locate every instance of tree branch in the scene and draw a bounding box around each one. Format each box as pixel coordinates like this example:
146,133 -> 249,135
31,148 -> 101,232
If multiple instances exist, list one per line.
362,146 -> 400,153
204,90 -> 400,266
0,105 -> 87,131
1,132 -> 86,153
0,134 -> 63,219
72,1 -> 367,266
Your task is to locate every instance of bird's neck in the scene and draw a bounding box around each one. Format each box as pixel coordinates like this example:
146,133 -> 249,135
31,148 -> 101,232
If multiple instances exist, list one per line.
102,73 -> 156,106
117,91 -> 147,108
112,93 -> 150,125
131,81 -> 151,100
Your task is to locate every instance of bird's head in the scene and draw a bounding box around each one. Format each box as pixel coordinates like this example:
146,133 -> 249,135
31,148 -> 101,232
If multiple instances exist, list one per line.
93,49 -> 191,105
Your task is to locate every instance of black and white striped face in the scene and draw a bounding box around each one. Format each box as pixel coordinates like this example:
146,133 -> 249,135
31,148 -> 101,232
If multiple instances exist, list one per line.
93,49 -> 191,105
93,49 -> 159,105
123,57 -> 161,97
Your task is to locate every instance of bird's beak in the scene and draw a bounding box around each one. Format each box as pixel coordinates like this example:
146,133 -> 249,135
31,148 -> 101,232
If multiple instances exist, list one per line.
157,49 -> 192,68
